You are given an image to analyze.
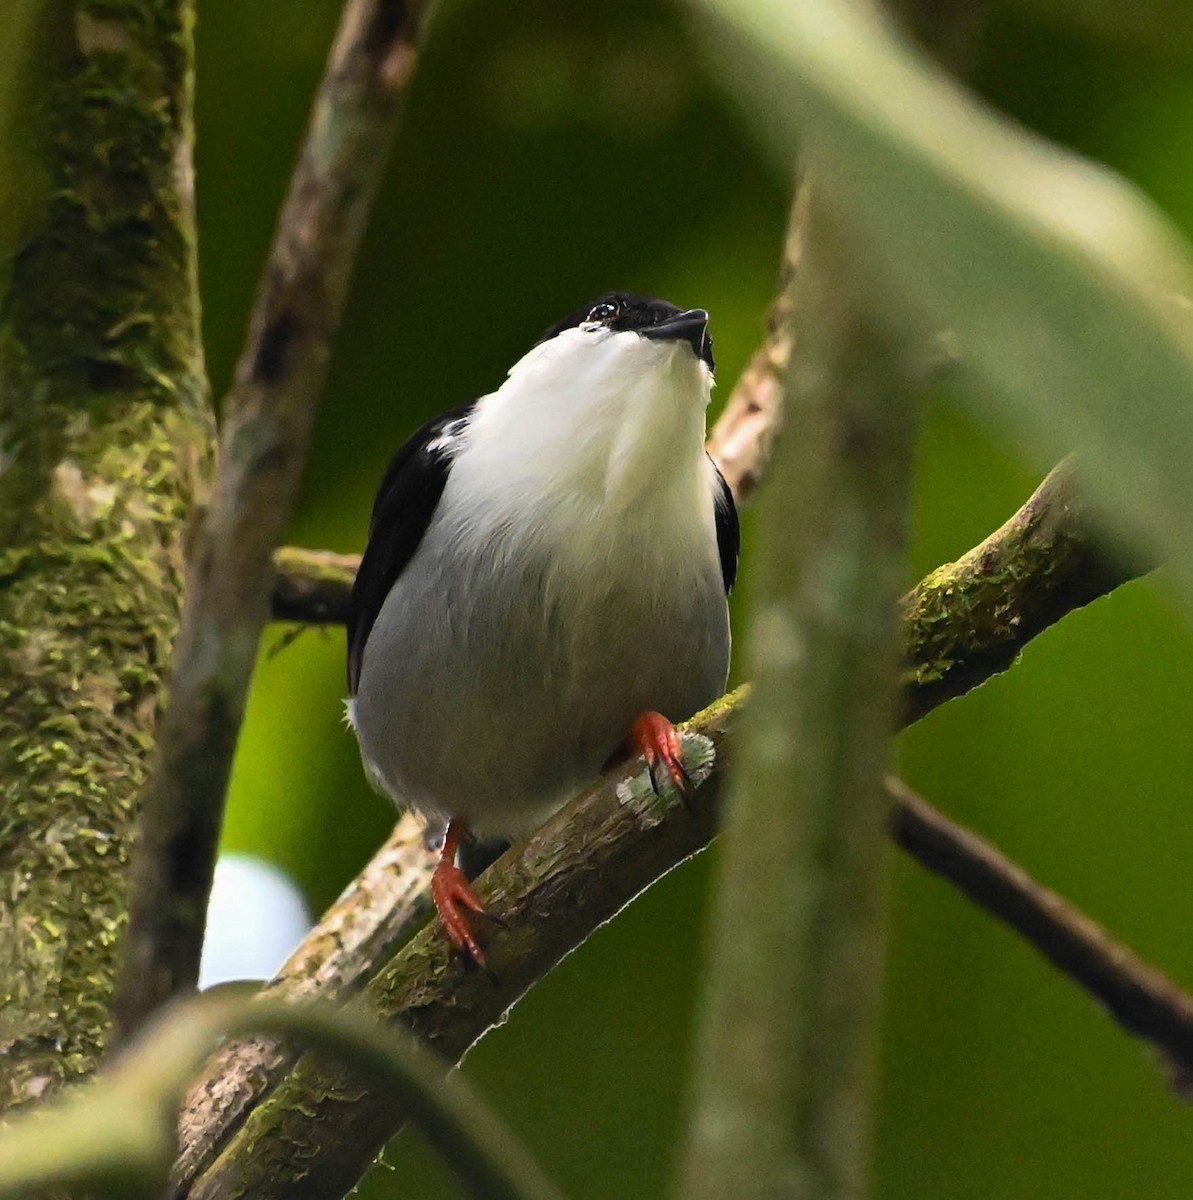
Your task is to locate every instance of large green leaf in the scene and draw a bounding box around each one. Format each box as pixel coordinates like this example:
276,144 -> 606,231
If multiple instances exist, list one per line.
693,0 -> 1193,597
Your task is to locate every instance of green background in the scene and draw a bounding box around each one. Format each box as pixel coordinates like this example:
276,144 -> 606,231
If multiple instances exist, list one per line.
195,2 -> 1193,1196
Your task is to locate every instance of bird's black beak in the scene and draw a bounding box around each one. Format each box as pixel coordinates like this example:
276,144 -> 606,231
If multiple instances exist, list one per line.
640,309 -> 714,372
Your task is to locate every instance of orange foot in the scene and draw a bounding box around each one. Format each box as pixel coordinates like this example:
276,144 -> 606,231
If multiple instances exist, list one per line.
432,818 -> 491,966
629,710 -> 692,798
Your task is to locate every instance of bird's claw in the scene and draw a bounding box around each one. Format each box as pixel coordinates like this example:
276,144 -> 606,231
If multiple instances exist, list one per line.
630,710 -> 693,801
431,860 -> 491,966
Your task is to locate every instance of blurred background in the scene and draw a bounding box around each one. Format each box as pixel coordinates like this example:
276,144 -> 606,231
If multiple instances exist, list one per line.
195,2 -> 1193,1196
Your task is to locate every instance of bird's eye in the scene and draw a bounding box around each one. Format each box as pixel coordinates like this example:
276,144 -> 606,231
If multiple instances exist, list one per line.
585,302 -> 618,324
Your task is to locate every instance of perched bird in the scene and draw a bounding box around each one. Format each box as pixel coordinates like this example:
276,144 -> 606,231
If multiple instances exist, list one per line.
346,292 -> 739,963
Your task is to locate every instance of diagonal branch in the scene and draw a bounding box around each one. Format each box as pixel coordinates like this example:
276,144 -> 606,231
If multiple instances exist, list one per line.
170,810 -> 435,1189
175,458 -> 1157,1198
114,0 -> 433,1041
887,778 -> 1193,1080
176,691 -> 1193,1200
900,458 -> 1149,721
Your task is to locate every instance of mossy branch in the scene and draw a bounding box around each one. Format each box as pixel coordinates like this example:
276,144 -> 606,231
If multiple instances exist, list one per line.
170,809 -> 436,1188
0,0 -> 210,1112
901,458 -> 1147,721
183,439 -> 1155,1197
175,680 -> 1193,1199
115,0 -> 433,1039
270,546 -> 360,625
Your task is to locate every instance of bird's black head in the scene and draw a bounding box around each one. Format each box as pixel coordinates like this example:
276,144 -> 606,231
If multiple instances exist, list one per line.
537,291 -> 715,373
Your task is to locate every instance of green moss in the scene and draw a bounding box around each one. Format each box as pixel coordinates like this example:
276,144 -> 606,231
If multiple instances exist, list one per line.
0,0 -> 205,535
0,0 -> 211,1110
898,476 -> 1108,718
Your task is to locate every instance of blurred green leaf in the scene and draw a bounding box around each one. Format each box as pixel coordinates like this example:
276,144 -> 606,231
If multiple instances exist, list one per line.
693,0 -> 1193,602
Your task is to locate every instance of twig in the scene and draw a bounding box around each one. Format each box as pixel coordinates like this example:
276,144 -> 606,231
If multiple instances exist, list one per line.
114,0 -> 431,1041
886,778 -> 1193,1081
270,547 -> 360,624
704,185 -> 804,503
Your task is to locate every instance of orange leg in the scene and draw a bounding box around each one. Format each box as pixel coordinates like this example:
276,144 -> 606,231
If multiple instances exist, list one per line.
431,818 -> 490,965
628,711 -> 692,797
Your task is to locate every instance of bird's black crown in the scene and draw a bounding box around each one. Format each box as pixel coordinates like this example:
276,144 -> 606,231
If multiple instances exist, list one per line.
537,291 -> 715,373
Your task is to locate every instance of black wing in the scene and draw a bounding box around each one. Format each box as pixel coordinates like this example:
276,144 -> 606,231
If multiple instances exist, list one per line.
346,403 -> 474,693
711,456 -> 739,595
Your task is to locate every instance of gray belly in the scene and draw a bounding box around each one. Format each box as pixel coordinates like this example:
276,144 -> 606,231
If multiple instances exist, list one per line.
352,529 -> 729,836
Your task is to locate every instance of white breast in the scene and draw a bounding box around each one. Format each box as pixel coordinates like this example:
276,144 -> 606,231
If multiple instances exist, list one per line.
350,330 -> 730,835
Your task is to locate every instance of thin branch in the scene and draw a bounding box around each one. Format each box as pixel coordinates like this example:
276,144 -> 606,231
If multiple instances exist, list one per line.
703,185 -> 803,503
886,778 -> 1193,1081
114,0 -> 431,1040
270,547 -> 359,624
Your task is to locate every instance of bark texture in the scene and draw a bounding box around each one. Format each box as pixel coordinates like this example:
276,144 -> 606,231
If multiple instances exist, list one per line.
0,0 -> 209,1111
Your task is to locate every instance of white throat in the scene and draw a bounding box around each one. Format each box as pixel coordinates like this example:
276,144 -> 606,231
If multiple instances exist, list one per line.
459,326 -> 714,514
